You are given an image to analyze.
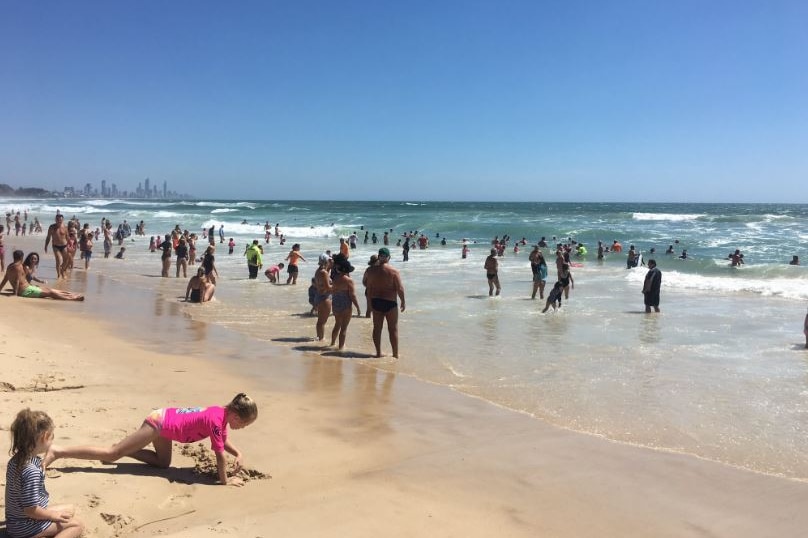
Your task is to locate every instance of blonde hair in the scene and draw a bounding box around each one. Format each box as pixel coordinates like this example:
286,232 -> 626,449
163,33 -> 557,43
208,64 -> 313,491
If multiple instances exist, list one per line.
226,393 -> 258,421
9,409 -> 53,467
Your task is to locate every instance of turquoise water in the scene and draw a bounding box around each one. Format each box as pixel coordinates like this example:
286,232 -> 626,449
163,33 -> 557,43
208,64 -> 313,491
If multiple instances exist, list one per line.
3,199 -> 808,480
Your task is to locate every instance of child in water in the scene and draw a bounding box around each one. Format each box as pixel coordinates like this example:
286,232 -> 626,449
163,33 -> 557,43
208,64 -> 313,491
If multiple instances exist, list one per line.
542,282 -> 564,313
45,393 -> 258,487
6,409 -> 85,538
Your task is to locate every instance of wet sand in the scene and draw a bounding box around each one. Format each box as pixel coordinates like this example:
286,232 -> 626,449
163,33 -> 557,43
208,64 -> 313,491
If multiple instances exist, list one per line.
1,235 -> 808,536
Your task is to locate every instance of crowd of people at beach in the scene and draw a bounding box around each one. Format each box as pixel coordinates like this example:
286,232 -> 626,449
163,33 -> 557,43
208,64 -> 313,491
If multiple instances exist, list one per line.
2,206 -> 808,537
1,209 -> 804,329
2,210 -> 265,537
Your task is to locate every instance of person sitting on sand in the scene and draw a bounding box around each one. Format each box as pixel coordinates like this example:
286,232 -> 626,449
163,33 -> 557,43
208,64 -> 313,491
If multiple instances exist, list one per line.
185,267 -> 215,303
6,408 -> 85,538
44,393 -> 258,487
0,250 -> 85,301
23,252 -> 47,285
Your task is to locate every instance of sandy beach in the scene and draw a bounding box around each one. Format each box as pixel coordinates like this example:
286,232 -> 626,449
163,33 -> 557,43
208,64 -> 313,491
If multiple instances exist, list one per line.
1,233 -> 808,537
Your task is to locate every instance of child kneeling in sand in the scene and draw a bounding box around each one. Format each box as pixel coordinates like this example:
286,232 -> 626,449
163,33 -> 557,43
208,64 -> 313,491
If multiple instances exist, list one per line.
45,393 -> 257,487
6,409 -> 85,538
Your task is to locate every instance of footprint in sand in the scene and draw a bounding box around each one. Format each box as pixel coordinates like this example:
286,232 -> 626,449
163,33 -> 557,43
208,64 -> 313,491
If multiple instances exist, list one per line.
100,513 -> 134,533
85,494 -> 100,508
158,494 -> 192,510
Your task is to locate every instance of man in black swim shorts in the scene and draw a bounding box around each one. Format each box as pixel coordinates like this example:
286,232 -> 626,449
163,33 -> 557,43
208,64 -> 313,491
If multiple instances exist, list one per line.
364,247 -> 405,358
44,214 -> 69,279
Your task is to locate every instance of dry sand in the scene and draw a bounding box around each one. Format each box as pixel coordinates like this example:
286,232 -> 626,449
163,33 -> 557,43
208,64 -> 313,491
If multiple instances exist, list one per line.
1,237 -> 808,537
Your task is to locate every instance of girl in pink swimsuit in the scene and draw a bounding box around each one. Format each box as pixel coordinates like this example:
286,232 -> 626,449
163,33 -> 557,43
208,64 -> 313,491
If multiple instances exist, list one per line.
45,393 -> 257,486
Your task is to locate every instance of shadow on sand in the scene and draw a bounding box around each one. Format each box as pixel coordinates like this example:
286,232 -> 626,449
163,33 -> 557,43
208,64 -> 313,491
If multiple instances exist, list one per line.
51,463 -> 209,485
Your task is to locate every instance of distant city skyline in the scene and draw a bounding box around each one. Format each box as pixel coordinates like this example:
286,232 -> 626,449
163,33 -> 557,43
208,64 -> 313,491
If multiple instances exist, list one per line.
58,178 -> 187,199
2,2 -> 807,203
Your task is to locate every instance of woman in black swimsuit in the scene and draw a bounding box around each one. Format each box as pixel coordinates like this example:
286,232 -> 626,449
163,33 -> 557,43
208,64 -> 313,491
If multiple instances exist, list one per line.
558,263 -> 574,300
185,268 -> 214,303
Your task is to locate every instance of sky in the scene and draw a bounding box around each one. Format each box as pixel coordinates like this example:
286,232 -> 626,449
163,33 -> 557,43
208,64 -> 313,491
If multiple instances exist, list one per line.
1,1 -> 807,203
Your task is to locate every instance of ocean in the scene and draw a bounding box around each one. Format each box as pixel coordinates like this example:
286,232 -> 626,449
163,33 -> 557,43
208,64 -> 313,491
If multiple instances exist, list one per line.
3,199 -> 808,481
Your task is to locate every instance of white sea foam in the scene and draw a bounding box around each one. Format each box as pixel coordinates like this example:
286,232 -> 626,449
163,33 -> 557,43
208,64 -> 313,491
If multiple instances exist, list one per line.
282,225 -> 338,238
632,212 -> 704,222
35,204 -> 115,215
626,269 -> 808,300
211,208 -> 239,214
84,199 -> 174,207
152,211 -> 187,219
200,221 -> 263,235
761,213 -> 792,221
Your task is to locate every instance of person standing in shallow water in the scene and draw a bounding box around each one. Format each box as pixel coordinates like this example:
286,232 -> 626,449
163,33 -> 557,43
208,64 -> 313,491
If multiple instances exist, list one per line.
159,234 -> 172,278
44,214 -> 69,279
485,248 -> 501,296
803,308 -> 808,349
530,248 -> 548,300
330,254 -> 361,350
643,259 -> 662,313
285,243 -> 305,285
365,247 -> 405,358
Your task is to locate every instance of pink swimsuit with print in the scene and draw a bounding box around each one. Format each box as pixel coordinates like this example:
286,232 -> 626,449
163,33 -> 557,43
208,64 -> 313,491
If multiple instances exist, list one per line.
154,406 -> 228,453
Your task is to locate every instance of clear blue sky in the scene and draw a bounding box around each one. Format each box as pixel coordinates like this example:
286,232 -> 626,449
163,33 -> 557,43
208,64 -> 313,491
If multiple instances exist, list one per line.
2,1 -> 806,202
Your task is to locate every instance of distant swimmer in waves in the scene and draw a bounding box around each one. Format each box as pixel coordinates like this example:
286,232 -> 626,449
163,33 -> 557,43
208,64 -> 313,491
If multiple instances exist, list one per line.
789,255 -> 800,266
729,249 -> 744,267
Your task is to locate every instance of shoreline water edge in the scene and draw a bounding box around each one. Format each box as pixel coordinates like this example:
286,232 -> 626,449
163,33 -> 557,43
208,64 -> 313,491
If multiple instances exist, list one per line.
2,199 -> 807,487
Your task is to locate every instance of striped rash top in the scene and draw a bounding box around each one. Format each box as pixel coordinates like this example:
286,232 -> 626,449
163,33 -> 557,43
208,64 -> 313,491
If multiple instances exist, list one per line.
4,455 -> 52,538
